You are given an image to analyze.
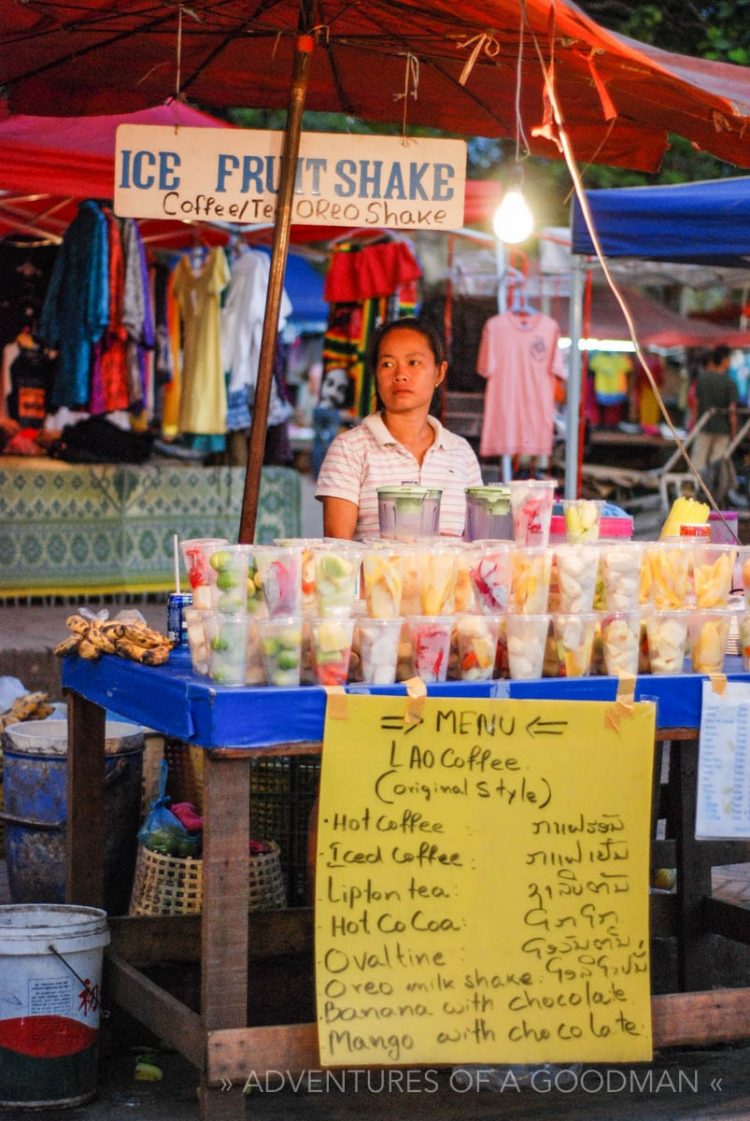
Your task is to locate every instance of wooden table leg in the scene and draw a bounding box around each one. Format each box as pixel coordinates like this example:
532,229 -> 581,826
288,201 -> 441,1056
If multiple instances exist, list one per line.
199,752 -> 250,1121
673,736 -> 713,991
65,690 -> 106,908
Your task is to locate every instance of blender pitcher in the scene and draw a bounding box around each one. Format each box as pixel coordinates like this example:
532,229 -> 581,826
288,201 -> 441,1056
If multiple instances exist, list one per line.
377,485 -> 442,540
465,485 -> 512,541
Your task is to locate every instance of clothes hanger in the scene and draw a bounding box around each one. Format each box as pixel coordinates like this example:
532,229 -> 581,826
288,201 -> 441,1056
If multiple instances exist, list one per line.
509,278 -> 537,316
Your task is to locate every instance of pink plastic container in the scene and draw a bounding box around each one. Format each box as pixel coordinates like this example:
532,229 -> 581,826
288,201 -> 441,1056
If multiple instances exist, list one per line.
549,514 -> 633,546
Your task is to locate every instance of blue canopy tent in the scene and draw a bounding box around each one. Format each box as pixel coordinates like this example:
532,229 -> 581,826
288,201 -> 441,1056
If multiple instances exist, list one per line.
565,177 -> 750,495
571,176 -> 750,266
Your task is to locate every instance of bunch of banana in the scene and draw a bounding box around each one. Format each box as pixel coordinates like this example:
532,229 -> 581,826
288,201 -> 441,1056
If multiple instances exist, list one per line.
54,615 -> 173,666
0,691 -> 55,732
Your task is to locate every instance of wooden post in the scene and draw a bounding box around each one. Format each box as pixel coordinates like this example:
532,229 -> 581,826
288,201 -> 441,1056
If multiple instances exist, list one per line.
65,690 -> 106,907
199,753 -> 251,1120
238,33 -> 315,544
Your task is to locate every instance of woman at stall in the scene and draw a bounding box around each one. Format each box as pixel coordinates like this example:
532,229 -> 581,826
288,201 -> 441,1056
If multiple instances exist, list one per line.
316,316 -> 482,539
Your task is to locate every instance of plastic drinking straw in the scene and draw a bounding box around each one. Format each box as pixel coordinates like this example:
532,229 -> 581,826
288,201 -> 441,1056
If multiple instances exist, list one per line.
173,533 -> 181,594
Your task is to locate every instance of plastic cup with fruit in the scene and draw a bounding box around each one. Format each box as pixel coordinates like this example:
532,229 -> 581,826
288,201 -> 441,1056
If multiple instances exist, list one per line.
510,546 -> 552,614
180,537 -> 228,610
455,614 -> 501,681
207,613 -> 250,687
309,616 -> 355,687
554,543 -> 600,613
313,547 -> 362,617
740,612 -> 750,671
419,549 -> 458,615
644,542 -> 692,609
254,546 -> 303,617
468,541 -> 513,613
599,611 -> 641,677
688,609 -> 733,674
209,545 -> 250,613
362,547 -> 404,618
258,616 -> 304,686
600,542 -> 644,612
407,616 -> 453,683
505,612 -> 550,680
356,617 -> 403,684
561,498 -> 604,543
184,606 -> 212,675
551,612 -> 597,678
692,542 -> 737,608
508,479 -> 556,547
644,609 -> 690,675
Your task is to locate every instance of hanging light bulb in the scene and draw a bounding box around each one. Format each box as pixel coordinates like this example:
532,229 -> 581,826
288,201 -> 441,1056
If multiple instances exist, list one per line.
493,184 -> 534,244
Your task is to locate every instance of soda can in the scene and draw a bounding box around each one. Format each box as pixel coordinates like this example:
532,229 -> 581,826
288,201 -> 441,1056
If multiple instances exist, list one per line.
168,592 -> 193,646
679,523 -> 711,540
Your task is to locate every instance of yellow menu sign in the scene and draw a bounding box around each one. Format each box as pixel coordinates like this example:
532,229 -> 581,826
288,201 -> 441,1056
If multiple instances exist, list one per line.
315,696 -> 655,1067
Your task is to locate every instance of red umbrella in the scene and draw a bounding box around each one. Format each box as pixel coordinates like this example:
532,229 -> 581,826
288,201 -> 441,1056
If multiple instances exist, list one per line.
4,1 -> 750,171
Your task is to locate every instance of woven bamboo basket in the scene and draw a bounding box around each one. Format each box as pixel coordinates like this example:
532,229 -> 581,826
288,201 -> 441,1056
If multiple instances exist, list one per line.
128,840 -> 286,916
164,738 -> 205,813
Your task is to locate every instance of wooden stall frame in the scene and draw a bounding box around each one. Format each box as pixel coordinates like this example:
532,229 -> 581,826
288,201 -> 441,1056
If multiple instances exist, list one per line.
65,690 -> 750,1121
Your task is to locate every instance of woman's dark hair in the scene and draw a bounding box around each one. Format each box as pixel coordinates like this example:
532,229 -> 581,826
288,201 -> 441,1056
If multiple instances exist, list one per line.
370,316 -> 446,413
370,316 -> 446,369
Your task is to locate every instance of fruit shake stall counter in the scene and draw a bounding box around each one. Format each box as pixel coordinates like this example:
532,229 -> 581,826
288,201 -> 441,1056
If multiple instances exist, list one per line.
62,654 -> 750,1121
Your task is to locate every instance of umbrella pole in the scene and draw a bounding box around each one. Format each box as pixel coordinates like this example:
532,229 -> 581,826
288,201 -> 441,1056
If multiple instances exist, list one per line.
238,34 -> 314,543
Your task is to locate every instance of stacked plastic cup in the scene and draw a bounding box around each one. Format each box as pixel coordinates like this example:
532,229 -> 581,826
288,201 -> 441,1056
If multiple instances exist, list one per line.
362,545 -> 404,618
407,616 -> 453,683
209,545 -> 251,613
508,479 -> 556,547
206,612 -> 249,687
688,610 -> 733,674
184,606 -> 212,675
599,611 -> 641,677
551,613 -> 597,678
555,544 -> 600,613
644,610 -> 690,674
309,616 -> 355,686
180,537 -> 229,610
691,542 -> 737,609
419,547 -> 458,615
510,547 -> 552,614
312,544 -> 362,617
452,544 -> 476,612
644,542 -> 692,610
505,612 -> 550,680
560,498 -> 604,542
600,542 -> 644,612
258,616 -> 304,686
357,618 -> 404,684
454,614 -> 501,681
468,541 -> 513,613
253,545 -> 303,617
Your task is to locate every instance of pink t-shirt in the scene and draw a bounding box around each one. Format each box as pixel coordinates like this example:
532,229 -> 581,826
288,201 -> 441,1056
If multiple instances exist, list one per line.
477,311 -> 563,456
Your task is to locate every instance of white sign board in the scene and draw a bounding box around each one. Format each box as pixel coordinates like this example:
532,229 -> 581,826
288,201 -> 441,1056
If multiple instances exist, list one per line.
114,126 -> 466,231
696,679 -> 750,839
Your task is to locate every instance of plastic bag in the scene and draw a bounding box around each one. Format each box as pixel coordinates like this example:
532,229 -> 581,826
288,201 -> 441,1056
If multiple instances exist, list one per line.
138,759 -> 201,858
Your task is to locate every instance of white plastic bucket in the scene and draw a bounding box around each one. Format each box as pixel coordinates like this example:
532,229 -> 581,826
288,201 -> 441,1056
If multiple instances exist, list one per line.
0,904 -> 110,1108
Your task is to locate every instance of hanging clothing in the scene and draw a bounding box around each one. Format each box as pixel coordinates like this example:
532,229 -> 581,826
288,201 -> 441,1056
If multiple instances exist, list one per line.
589,351 -> 631,406
90,210 -> 129,415
121,218 -> 155,412
172,247 -> 230,437
321,238 -> 422,419
221,249 -> 292,432
39,199 -> 110,409
324,238 -> 422,303
7,338 -> 55,428
477,311 -> 563,457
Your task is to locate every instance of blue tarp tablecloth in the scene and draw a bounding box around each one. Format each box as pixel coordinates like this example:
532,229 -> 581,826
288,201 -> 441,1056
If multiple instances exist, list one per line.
62,650 -> 747,750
